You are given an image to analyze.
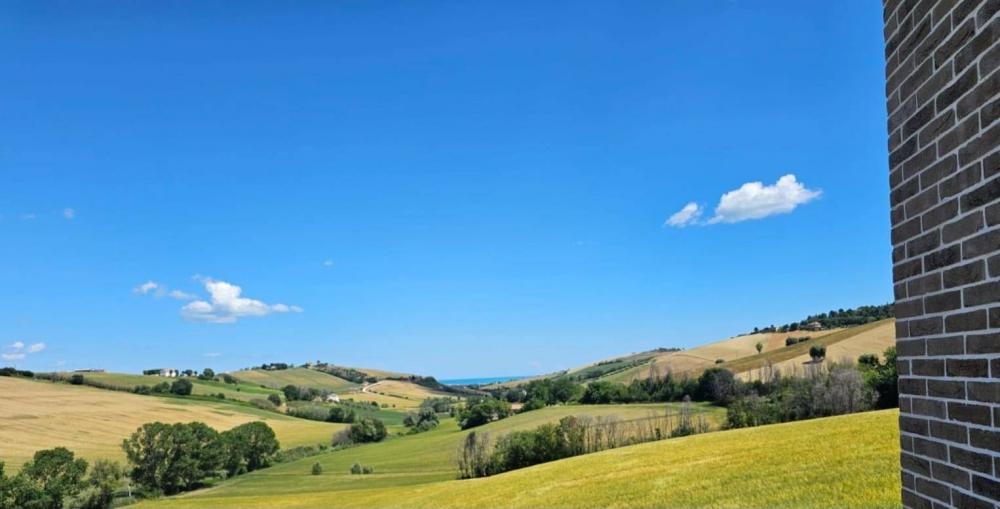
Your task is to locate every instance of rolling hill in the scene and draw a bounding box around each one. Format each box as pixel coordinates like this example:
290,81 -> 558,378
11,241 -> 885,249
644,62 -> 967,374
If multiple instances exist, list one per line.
0,376 -> 347,468
135,409 -> 900,509
51,371 -> 282,402
230,367 -> 357,393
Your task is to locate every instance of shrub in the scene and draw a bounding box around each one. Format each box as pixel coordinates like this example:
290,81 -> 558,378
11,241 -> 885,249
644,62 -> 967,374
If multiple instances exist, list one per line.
809,345 -> 827,362
170,378 -> 193,396
349,462 -> 373,475
459,399 -> 512,429
267,393 -> 283,407
403,407 -> 439,433
221,422 -> 280,476
311,462 -> 323,475
69,374 -> 85,385
250,398 -> 278,411
347,417 -> 387,443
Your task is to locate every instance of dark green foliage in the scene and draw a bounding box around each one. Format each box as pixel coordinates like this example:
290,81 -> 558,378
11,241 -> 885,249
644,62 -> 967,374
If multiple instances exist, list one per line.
11,447 -> 89,509
282,385 -> 301,401
458,399 -> 513,429
0,366 -> 34,377
311,463 -> 322,475
221,374 -> 237,384
267,393 -> 283,407
327,406 -> 356,423
403,407 -> 439,433
198,368 -> 215,380
785,336 -> 811,346
346,417 -> 387,443
259,363 -> 290,371
858,347 -> 898,409
809,345 -> 827,362
69,374 -> 85,385
349,463 -> 374,475
169,378 -> 193,396
752,303 -> 893,334
695,368 -> 738,405
221,422 -> 280,477
77,459 -> 123,509
419,397 -> 455,413
121,422 -> 224,494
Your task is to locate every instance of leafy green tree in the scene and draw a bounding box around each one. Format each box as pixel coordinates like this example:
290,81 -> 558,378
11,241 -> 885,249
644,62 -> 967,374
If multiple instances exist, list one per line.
282,384 -> 301,401
311,463 -> 322,475
170,378 -> 193,396
458,399 -> 512,429
78,459 -> 123,509
347,417 -> 387,443
122,422 -> 224,494
69,374 -> 84,385
221,422 -> 280,476
267,393 -> 283,407
809,345 -> 827,362
198,368 -> 215,380
858,346 -> 898,409
20,447 -> 88,509
755,342 -> 763,354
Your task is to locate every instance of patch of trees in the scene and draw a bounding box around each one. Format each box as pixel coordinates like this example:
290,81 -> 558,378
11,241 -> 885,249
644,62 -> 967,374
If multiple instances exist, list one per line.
420,397 -> 456,414
785,336 -> 811,346
333,417 -> 388,445
314,364 -> 376,384
403,407 -> 439,433
491,379 -> 582,409
579,371 -> 701,405
121,421 -> 280,495
723,348 -> 897,429
281,384 -> 330,402
350,463 -> 375,475
0,366 -> 34,378
750,303 -> 893,334
459,405 -> 710,479
458,399 -> 513,429
259,363 -> 290,371
0,448 -> 123,509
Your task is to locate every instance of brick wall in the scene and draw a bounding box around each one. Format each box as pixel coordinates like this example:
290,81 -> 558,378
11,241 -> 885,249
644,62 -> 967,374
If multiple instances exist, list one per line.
884,0 -> 1000,507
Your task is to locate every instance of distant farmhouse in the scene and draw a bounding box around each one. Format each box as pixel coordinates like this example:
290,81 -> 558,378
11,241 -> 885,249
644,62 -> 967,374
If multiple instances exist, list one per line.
326,394 -> 341,403
803,322 -> 823,331
142,368 -> 179,377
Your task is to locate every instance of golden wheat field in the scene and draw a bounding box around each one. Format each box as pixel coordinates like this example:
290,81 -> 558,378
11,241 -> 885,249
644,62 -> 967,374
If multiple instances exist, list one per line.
0,377 -> 346,468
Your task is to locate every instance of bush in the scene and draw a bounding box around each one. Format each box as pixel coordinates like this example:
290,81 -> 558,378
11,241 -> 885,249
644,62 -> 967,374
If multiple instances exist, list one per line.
347,417 -> 387,443
250,398 -> 278,411
170,378 -> 193,396
311,462 -> 323,475
403,407 -> 439,433
350,463 -> 374,475
69,374 -> 85,385
809,345 -> 827,362
267,393 -> 283,407
327,406 -> 356,423
221,422 -> 280,476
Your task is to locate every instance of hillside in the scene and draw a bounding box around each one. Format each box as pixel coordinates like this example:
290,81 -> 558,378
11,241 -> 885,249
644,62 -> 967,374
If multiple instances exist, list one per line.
230,367 -> 357,393
136,409 -> 899,508
50,371 -> 282,402
0,376 -> 346,468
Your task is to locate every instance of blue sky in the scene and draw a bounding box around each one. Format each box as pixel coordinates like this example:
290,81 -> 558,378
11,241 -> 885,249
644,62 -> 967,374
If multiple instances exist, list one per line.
1,1 -> 891,378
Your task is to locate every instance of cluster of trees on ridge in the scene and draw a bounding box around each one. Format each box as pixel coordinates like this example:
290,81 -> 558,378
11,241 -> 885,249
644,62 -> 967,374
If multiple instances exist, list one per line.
750,303 -> 893,334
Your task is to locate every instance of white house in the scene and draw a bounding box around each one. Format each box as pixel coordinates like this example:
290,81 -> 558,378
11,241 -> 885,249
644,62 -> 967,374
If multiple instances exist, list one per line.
159,368 -> 179,378
326,394 -> 341,403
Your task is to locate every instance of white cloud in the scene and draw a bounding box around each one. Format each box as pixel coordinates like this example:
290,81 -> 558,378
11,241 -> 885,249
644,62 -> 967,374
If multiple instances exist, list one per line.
2,341 -> 45,361
168,290 -> 197,300
180,278 -> 302,324
708,174 -> 820,224
204,352 -> 222,358
323,259 -> 334,267
63,208 -> 75,220
134,281 -> 160,295
665,202 -> 703,227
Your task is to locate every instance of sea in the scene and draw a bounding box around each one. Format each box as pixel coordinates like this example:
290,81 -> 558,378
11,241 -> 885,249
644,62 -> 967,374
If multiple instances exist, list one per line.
439,375 -> 528,386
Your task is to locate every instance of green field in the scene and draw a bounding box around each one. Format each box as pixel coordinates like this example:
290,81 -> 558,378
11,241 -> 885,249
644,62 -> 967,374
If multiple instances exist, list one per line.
230,368 -> 357,393
53,371 -> 281,402
136,403 -> 726,508
137,409 -> 900,509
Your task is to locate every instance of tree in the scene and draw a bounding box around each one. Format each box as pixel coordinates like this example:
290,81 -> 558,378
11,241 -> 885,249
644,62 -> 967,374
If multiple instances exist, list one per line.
282,385 -> 301,401
199,368 -> 215,381
69,374 -> 85,385
170,378 -> 193,396
221,422 -> 280,476
311,463 -> 322,475
755,342 -> 763,354
78,459 -> 123,509
267,393 -> 283,407
122,422 -> 224,494
458,399 -> 512,429
327,406 -> 356,423
20,447 -> 88,509
695,368 -> 738,405
347,417 -> 387,443
809,345 -> 827,362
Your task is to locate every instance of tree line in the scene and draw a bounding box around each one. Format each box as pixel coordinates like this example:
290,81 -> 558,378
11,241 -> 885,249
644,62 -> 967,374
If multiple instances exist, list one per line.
750,303 -> 893,334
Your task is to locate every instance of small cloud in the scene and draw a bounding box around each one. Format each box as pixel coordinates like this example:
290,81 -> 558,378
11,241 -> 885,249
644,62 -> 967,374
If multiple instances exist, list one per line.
2,341 -> 45,361
708,174 -> 821,224
134,281 -> 160,295
323,259 -> 334,267
63,208 -> 75,220
180,278 -> 302,324
665,202 -> 703,228
168,290 -> 197,300
204,352 -> 222,358
21,213 -> 36,221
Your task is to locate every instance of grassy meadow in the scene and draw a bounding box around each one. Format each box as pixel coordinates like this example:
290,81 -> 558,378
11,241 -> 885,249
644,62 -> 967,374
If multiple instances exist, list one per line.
136,409 -> 899,509
0,377 -> 346,468
51,371 -> 281,402
231,367 -> 357,393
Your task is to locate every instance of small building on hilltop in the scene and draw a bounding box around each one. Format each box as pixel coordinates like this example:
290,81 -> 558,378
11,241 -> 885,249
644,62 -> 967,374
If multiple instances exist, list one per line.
143,368 -> 180,377
803,321 -> 823,331
326,394 -> 341,403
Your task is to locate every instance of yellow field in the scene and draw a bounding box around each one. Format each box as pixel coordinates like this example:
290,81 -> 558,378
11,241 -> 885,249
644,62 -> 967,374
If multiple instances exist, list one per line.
56,371 -> 280,402
0,377 -> 346,468
137,409 -> 900,509
601,329 -> 837,384
230,368 -> 356,393
738,320 -> 896,381
344,380 -> 457,410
